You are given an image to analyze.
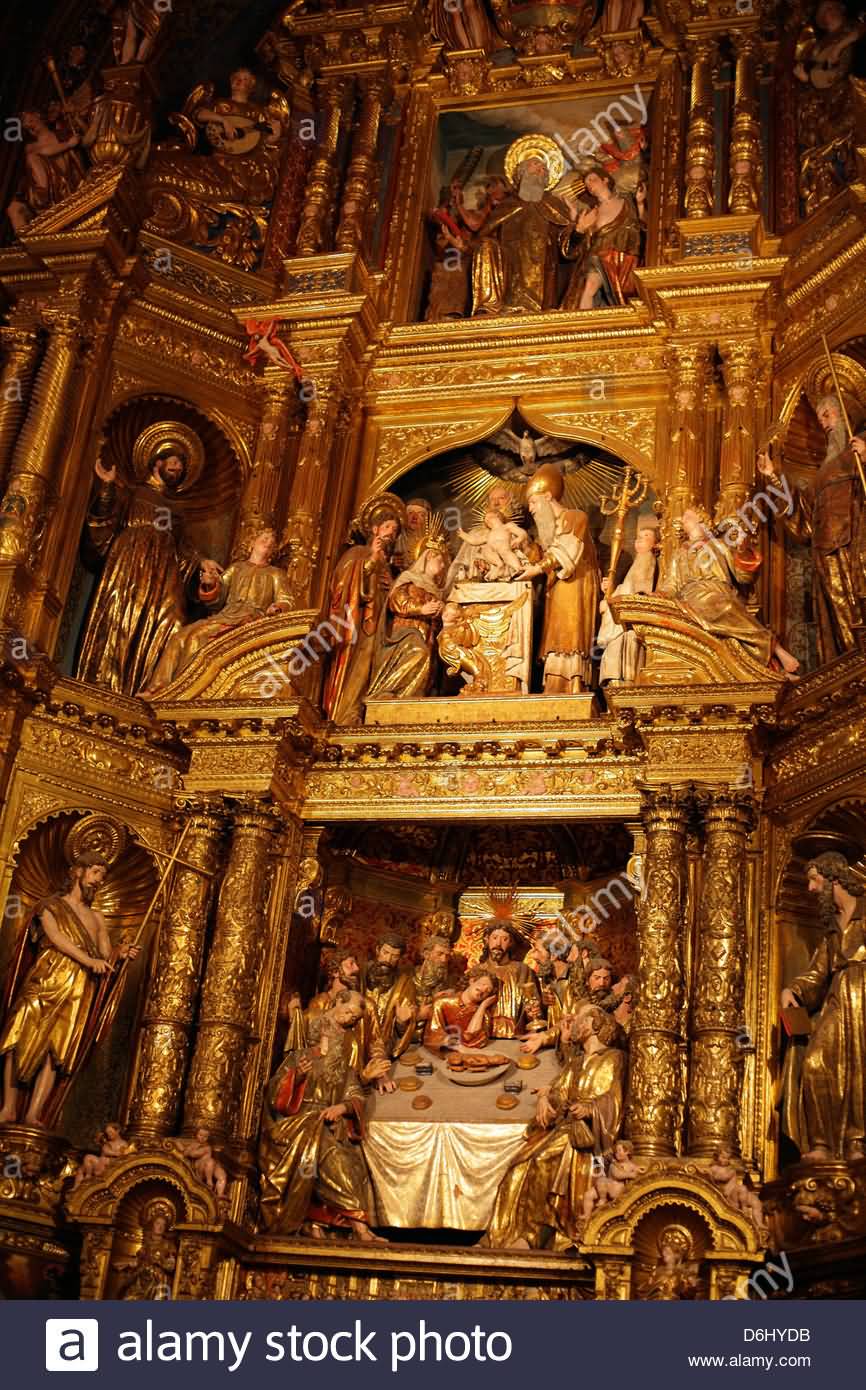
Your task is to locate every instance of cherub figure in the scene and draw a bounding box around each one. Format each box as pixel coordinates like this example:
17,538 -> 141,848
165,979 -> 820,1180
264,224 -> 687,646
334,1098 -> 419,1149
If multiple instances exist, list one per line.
457,508 -> 529,580
582,1138 -> 644,1220
72,1121 -> 131,1190
174,1127 -> 228,1198
707,1143 -> 765,1230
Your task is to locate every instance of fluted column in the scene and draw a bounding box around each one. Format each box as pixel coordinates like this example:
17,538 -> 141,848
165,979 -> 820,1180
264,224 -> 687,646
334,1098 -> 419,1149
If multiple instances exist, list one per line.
335,74 -> 386,254
0,308 -> 81,581
127,799 -> 225,1138
0,324 -> 41,491
183,799 -> 280,1142
728,33 -> 762,215
296,77 -> 349,256
687,787 -> 757,1156
683,38 -> 717,219
627,786 -> 690,1157
719,340 -> 763,520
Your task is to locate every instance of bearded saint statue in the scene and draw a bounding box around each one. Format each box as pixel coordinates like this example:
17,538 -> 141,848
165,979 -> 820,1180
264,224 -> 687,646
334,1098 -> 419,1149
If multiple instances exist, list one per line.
780,851 -> 866,1164
516,464 -> 599,694
471,137 -> 574,316
757,394 -> 866,665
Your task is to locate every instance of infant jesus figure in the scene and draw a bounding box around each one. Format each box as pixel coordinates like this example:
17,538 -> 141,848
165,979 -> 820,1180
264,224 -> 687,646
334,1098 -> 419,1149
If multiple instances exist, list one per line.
457,508 -> 529,580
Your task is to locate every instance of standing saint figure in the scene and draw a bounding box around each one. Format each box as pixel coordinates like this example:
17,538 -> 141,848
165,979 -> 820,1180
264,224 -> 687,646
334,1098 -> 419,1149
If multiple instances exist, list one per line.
597,522 -> 657,684
0,852 -> 138,1126
486,1004 -> 626,1249
322,493 -> 405,725
258,991 -> 384,1242
517,464 -> 599,694
471,139 -> 573,316
757,397 -> 866,665
560,169 -> 642,310
780,851 -> 866,1164
367,534 -> 448,702
141,527 -> 292,695
76,425 -> 220,696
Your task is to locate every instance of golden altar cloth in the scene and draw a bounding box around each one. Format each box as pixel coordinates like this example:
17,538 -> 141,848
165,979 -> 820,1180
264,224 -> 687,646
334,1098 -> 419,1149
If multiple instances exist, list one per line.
363,1041 -> 560,1229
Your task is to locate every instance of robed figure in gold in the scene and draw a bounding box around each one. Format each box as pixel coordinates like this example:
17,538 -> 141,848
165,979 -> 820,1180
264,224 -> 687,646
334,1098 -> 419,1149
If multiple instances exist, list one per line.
518,465 -> 599,693
472,142 -> 572,316
258,992 -> 384,1242
660,508 -> 800,675
361,935 -> 418,1060
780,852 -> 866,1163
322,495 -> 405,725
758,396 -> 866,665
486,1005 -> 625,1249
287,951 -> 394,1092
367,535 -> 448,702
141,527 -> 292,694
0,853 -> 137,1126
76,426 -> 219,696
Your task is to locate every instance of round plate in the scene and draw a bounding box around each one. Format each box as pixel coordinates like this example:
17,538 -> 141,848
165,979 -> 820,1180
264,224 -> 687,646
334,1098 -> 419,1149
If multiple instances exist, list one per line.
411,1094 -> 433,1111
398,1076 -> 422,1092
496,1094 -> 520,1111
446,1058 -> 512,1087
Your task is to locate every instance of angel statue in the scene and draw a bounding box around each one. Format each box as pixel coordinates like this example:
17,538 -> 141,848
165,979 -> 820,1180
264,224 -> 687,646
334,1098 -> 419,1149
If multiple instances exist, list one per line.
142,68 -> 288,270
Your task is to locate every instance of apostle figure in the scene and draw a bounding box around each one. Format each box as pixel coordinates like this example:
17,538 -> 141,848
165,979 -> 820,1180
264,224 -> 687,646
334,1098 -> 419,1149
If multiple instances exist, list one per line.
0,853 -> 138,1126
661,507 -> 800,676
258,991 -> 384,1242
409,935 -> 453,1039
486,1004 -> 626,1249
76,426 -> 220,696
287,951 -> 394,1094
517,464 -> 599,694
366,534 -> 448,702
362,934 -> 417,1060
480,922 -> 539,1039
471,139 -> 573,316
322,494 -> 405,725
141,527 -> 292,695
757,398 -> 866,665
425,967 -> 499,1049
779,851 -> 866,1163
560,169 -> 642,311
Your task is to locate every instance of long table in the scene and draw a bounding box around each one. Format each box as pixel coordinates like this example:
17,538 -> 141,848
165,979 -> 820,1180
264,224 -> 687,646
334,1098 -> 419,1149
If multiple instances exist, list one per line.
362,1040 -> 559,1230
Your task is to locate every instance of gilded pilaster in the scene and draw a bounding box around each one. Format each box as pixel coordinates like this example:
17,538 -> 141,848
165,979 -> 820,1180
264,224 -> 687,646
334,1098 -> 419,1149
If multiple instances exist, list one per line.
336,74 -> 387,254
728,32 -> 762,216
687,787 -> 757,1157
718,340 -> 763,520
296,77 -> 350,256
0,324 -> 40,490
664,341 -> 713,561
683,39 -> 717,219
627,786 -> 690,1157
0,308 -> 81,600
238,368 -> 299,539
282,388 -> 345,607
127,799 -> 225,1138
183,798 -> 281,1142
